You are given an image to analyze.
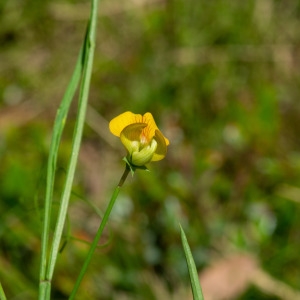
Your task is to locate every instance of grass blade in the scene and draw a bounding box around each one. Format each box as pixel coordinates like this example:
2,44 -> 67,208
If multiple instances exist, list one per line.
0,282 -> 7,300
180,224 -> 204,300
45,0 -> 100,291
38,47 -> 84,300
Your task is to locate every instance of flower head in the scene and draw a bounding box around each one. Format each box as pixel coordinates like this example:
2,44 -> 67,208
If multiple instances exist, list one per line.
109,111 -> 169,168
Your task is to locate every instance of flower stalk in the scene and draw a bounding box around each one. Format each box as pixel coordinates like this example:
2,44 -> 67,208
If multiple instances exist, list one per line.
70,111 -> 169,297
69,165 -> 130,299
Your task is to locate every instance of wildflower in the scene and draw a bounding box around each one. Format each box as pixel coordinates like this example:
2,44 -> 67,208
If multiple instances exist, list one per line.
109,111 -> 169,169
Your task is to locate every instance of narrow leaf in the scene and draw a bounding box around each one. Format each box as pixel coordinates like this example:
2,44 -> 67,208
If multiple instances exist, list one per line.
180,224 -> 204,300
0,282 -> 7,300
39,46 -> 84,300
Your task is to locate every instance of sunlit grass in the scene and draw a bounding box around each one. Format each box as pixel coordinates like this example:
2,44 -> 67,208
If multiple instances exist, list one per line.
38,0 -> 100,298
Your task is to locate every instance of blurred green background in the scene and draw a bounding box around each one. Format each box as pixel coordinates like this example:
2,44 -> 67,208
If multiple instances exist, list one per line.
1,0 -> 300,299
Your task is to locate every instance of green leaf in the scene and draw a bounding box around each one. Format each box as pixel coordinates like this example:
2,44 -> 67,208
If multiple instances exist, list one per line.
38,0 -> 100,299
39,45 -> 84,300
0,282 -> 7,300
180,224 -> 204,300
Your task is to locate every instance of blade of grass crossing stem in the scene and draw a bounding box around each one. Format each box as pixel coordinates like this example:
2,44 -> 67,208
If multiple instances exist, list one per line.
0,282 -> 7,300
180,225 -> 204,300
38,46 -> 84,300
45,0 -> 99,296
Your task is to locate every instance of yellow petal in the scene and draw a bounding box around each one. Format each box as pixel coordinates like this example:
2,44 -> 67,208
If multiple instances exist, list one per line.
109,111 -> 143,137
143,113 -> 169,145
164,136 -> 170,146
152,129 -> 168,161
141,113 -> 158,140
120,123 -> 147,153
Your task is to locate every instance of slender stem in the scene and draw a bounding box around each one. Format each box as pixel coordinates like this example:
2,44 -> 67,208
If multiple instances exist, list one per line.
118,164 -> 130,187
69,166 -> 130,300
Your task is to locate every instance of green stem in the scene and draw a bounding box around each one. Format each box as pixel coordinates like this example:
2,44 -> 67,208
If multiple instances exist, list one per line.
0,282 -> 7,300
69,166 -> 130,300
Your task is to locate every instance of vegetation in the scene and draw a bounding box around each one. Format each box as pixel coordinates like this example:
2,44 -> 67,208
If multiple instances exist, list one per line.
1,0 -> 300,299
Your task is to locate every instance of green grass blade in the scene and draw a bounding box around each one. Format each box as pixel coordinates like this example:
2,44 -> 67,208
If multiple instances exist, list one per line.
0,282 -> 7,300
180,224 -> 204,300
38,47 -> 84,300
45,0 -> 100,287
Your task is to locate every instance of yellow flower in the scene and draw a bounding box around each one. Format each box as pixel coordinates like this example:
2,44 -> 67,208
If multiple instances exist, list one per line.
109,111 -> 169,167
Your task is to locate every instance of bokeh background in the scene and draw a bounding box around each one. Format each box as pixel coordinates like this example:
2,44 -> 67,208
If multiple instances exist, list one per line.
1,0 -> 300,299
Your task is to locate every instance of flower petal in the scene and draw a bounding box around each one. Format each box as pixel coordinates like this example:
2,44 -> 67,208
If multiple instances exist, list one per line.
164,136 -> 170,146
141,113 -> 158,140
109,111 -> 170,166
143,113 -> 169,145
120,123 -> 147,153
109,111 -> 143,137
152,129 -> 168,161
